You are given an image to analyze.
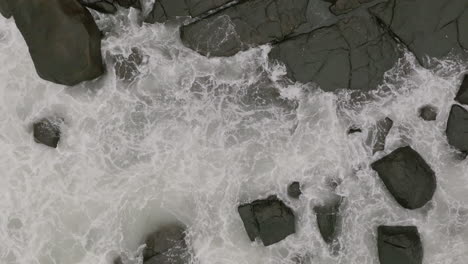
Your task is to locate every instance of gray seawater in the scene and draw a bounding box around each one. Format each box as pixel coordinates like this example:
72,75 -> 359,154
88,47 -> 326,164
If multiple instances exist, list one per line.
1,5 -> 468,264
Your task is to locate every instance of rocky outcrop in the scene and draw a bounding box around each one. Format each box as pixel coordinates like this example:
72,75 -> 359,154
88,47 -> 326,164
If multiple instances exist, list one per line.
370,0 -> 468,66
238,195 -> 295,246
367,117 -> 393,154
314,197 -> 342,244
446,104 -> 468,154
377,226 -> 423,264
371,146 -> 437,209
0,1 -> 11,18
33,117 -> 63,148
146,0 -> 234,23
418,105 -> 438,121
142,224 -> 189,264
455,75 -> 468,105
287,182 -> 301,199
79,0 -> 117,14
6,0 -> 104,86
269,12 -> 401,92
180,0 -> 310,57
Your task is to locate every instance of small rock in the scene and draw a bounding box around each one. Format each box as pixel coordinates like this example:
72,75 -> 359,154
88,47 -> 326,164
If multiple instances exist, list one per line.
79,0 -> 117,14
347,126 -> 362,134
287,182 -> 301,199
378,226 -> 423,264
113,48 -> 145,82
446,104 -> 468,154
238,195 -> 295,246
371,146 -> 437,209
455,75 -> 468,105
33,117 -> 63,148
142,224 -> 189,264
314,197 -> 342,244
371,117 -> 393,154
418,105 -> 437,121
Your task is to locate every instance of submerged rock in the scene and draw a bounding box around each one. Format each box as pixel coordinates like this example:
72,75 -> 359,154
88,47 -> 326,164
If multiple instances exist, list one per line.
347,126 -> 362,134
455,75 -> 468,105
418,105 -> 438,121
287,182 -> 302,199
446,104 -> 468,154
180,0 -> 310,57
377,226 -> 423,264
79,0 -> 117,14
238,195 -> 295,246
370,117 -> 393,154
314,197 -> 342,244
142,224 -> 189,264
371,146 -> 437,209
113,48 -> 145,82
33,117 -> 63,148
7,0 -> 104,85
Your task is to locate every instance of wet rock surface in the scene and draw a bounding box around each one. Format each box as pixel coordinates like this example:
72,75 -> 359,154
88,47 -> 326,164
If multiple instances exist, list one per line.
33,117 -> 63,148
113,48 -> 145,82
369,117 -> 393,154
79,0 -> 117,14
6,0 -> 104,86
377,226 -> 423,264
455,75 -> 468,105
238,195 -> 295,246
446,104 -> 468,154
418,105 -> 438,121
371,146 -> 437,209
287,182 -> 302,199
142,224 -> 189,264
314,197 -> 342,244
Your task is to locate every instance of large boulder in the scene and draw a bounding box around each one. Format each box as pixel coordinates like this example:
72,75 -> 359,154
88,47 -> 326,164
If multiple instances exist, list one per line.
180,0 -> 310,57
269,12 -> 401,92
371,146 -> 437,209
446,104 -> 468,154
33,117 -> 63,148
79,0 -> 117,14
455,75 -> 468,105
6,0 -> 104,85
238,195 -> 295,246
377,226 -> 423,264
0,0 -> 11,18
142,224 -> 189,264
370,0 -> 468,66
145,0 -> 234,23
314,197 -> 343,244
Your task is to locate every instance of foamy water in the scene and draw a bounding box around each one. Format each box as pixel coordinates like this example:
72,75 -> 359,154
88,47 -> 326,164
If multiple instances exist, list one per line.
0,6 -> 467,264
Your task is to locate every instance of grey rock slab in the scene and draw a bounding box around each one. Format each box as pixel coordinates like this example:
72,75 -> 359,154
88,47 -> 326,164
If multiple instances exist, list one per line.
378,226 -> 423,264
446,104 -> 468,154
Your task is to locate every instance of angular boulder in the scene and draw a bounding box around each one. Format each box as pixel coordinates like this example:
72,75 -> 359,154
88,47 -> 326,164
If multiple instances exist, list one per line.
180,0 -> 310,57
377,226 -> 423,264
33,117 -> 63,148
371,146 -> 437,209
145,0 -> 234,23
238,195 -> 295,246
455,75 -> 468,105
6,0 -> 104,85
418,105 -> 438,121
370,0 -> 468,66
142,224 -> 189,264
314,197 -> 342,244
371,117 -> 394,154
79,0 -> 117,14
287,182 -> 302,199
446,104 -> 468,154
269,12 -> 400,92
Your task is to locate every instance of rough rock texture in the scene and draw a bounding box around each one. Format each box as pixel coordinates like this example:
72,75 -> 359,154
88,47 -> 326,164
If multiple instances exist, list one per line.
446,104 -> 468,154
418,105 -> 438,121
33,118 -> 63,148
314,197 -> 342,244
378,226 -> 423,264
371,146 -> 437,209
180,0 -> 310,57
269,12 -> 401,92
238,195 -> 295,246
370,0 -> 468,66
145,0 -> 234,23
113,48 -> 145,82
79,0 -> 117,14
6,0 -> 104,85
0,0 -> 11,18
455,75 -> 468,105
142,224 -> 189,264
367,117 -> 393,154
330,0 -> 374,15
287,182 -> 301,199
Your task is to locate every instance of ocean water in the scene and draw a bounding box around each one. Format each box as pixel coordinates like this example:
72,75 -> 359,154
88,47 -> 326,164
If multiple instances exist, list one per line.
0,6 -> 468,264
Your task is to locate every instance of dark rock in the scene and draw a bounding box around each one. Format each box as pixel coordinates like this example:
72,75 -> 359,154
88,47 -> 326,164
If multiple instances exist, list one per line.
329,0 -> 374,15
455,75 -> 468,105
238,195 -> 295,246
370,0 -> 468,66
446,104 -> 468,154
180,0 -> 310,57
347,126 -> 362,134
418,105 -> 438,121
79,0 -> 117,14
142,224 -> 189,264
0,0 -> 12,18
371,146 -> 437,209
377,226 -> 423,264
269,12 -> 401,92
371,117 -> 393,154
113,48 -> 145,82
33,117 -> 63,148
145,0 -> 234,23
314,197 -> 342,244
6,0 -> 104,85
287,182 -> 302,199
115,0 -> 140,9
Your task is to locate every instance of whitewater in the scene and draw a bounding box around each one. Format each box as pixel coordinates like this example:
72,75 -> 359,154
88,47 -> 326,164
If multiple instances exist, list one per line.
1,6 -> 468,264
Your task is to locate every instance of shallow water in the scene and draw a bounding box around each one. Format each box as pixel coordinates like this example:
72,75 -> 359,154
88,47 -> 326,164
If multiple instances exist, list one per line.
0,6 -> 468,264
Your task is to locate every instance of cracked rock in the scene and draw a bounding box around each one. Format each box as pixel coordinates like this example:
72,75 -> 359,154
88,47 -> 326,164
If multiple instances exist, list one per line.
446,104 -> 468,154
238,195 -> 295,246
329,0 -> 374,15
377,226 -> 423,264
455,75 -> 468,105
